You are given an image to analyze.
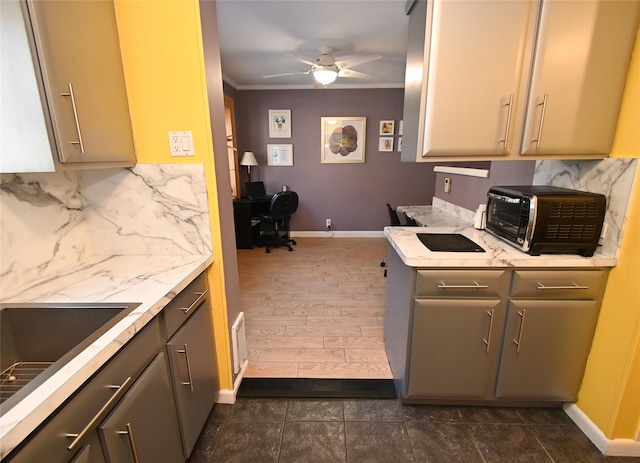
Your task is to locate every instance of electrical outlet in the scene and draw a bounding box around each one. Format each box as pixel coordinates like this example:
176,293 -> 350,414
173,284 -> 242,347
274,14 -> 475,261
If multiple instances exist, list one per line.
325,219 -> 332,230
444,177 -> 451,193
168,131 -> 194,156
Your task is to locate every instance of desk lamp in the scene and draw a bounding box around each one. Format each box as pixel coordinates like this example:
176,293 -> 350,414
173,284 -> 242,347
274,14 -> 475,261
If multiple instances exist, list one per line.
240,151 -> 258,182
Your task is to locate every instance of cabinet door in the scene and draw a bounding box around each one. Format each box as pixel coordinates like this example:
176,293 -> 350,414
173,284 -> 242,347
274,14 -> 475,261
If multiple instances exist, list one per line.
26,0 -> 135,164
520,0 -> 640,156
167,304 -> 218,457
0,0 -> 56,173
495,300 -> 600,401
407,299 -> 505,399
421,0 -> 531,157
100,353 -> 183,463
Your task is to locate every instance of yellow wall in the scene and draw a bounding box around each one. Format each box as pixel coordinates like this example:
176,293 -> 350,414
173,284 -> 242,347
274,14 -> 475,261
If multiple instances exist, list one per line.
113,0 -> 233,389
577,28 -> 640,440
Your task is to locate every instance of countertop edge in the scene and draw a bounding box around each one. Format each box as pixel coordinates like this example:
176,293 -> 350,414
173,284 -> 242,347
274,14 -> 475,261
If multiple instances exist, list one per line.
385,227 -> 617,268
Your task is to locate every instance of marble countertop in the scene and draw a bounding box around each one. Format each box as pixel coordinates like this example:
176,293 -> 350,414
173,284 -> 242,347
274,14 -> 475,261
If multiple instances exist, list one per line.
396,205 -> 473,227
385,226 -> 616,268
0,253 -> 214,458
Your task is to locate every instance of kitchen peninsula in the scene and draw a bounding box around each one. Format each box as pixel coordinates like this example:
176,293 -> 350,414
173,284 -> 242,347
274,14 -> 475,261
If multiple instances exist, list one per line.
384,224 -> 614,405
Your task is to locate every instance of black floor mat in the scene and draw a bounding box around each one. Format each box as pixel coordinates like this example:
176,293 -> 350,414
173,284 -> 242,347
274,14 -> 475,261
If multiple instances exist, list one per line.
417,233 -> 485,252
238,378 -> 397,398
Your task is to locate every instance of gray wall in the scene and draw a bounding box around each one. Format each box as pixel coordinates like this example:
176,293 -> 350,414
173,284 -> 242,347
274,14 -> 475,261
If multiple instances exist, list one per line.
232,88 -> 438,231
433,161 -> 537,211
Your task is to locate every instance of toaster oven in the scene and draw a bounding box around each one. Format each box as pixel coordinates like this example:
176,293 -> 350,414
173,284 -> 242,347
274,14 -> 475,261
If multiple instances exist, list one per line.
485,185 -> 606,257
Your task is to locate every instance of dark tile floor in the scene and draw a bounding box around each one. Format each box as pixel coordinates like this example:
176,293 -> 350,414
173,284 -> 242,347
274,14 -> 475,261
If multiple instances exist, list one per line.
187,398 -> 639,463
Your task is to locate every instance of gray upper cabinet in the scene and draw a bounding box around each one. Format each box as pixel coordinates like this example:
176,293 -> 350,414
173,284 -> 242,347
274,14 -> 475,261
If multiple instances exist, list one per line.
0,0 -> 136,173
519,0 -> 639,156
402,0 -> 639,162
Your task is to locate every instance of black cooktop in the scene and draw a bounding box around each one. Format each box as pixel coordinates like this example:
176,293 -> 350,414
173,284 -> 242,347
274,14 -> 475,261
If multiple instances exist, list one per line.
417,233 -> 485,252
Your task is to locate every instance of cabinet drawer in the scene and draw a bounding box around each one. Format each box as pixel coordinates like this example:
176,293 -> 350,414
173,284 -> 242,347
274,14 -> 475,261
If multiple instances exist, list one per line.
510,270 -> 607,300
6,317 -> 161,463
163,272 -> 208,338
415,270 -> 509,299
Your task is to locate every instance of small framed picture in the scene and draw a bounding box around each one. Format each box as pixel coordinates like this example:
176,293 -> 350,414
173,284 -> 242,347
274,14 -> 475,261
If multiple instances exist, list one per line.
399,120 -> 403,136
379,120 -> 394,135
267,144 -> 293,166
398,136 -> 403,152
268,109 -> 291,138
379,137 -> 394,152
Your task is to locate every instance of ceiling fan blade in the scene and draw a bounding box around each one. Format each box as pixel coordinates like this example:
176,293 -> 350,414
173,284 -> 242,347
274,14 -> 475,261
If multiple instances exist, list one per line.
336,54 -> 382,69
338,69 -> 378,80
262,70 -> 310,78
285,53 -> 317,67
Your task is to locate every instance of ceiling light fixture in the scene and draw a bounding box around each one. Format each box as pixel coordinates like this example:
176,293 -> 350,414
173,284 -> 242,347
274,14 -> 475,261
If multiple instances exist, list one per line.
312,66 -> 338,86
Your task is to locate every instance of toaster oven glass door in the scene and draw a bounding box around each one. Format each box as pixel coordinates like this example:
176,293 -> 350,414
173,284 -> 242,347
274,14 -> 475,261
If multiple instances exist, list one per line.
487,195 -> 526,242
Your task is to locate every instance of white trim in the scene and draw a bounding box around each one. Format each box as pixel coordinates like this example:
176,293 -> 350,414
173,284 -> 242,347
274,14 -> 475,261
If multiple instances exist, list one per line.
433,165 -> 489,178
563,403 -> 640,457
291,231 -> 386,238
216,359 -> 248,404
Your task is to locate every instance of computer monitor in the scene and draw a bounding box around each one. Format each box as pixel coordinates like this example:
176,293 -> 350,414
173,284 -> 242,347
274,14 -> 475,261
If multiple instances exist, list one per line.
244,181 -> 267,198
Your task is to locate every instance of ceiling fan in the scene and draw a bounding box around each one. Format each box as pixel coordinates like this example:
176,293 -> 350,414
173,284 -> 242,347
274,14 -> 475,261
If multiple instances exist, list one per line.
262,46 -> 382,86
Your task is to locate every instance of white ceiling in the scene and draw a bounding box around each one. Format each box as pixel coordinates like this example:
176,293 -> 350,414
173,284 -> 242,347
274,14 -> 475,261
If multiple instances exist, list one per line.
214,0 -> 410,90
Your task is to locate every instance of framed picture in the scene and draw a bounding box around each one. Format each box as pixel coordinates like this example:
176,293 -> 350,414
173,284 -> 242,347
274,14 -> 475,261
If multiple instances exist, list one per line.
398,136 -> 403,152
379,137 -> 394,152
267,144 -> 293,166
321,117 -> 366,163
379,120 -> 394,135
399,120 -> 403,136
268,109 -> 291,138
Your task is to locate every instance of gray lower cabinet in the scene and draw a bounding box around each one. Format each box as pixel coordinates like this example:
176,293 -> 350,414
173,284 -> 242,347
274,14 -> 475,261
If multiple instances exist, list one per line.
495,300 -> 601,401
384,243 -> 608,404
6,272 -> 218,462
166,302 -> 218,457
5,317 -> 163,463
408,299 -> 506,399
495,269 -> 607,401
100,353 -> 183,463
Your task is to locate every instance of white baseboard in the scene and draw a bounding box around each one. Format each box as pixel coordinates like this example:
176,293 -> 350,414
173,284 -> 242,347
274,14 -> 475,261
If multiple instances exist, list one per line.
291,231 -> 385,238
216,359 -> 248,404
563,403 -> 640,457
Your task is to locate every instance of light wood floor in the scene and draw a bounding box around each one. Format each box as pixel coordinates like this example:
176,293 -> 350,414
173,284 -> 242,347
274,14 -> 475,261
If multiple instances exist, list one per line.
237,237 -> 392,379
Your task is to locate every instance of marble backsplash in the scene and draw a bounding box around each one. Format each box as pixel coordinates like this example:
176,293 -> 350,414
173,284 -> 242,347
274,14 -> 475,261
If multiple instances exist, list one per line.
0,164 -> 211,293
533,158 -> 637,258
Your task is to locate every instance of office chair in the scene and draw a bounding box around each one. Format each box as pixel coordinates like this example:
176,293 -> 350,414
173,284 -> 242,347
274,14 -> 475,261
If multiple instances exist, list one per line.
387,203 -> 402,226
257,191 -> 298,253
382,203 -> 418,275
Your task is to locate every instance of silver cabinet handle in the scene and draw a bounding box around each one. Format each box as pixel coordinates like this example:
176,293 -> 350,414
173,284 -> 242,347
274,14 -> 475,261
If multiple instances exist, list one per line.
66,377 -> 132,450
117,422 -> 141,463
437,282 -> 489,289
60,82 -> 85,154
483,309 -> 495,353
531,94 -> 548,148
513,310 -> 526,353
179,290 -> 208,315
178,343 -> 194,392
537,283 -> 589,290
499,94 -> 514,147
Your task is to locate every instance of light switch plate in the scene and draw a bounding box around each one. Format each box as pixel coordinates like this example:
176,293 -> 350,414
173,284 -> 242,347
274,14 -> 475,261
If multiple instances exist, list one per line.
168,131 -> 194,156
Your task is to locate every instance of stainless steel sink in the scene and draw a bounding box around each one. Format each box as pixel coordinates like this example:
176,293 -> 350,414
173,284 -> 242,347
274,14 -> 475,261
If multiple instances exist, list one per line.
0,303 -> 140,414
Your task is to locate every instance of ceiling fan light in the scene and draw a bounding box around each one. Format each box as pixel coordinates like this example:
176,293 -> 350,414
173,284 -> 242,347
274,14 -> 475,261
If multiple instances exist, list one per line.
313,68 -> 338,86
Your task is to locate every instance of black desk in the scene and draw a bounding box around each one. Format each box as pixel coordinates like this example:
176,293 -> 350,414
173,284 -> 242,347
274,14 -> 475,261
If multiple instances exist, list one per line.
233,196 -> 273,249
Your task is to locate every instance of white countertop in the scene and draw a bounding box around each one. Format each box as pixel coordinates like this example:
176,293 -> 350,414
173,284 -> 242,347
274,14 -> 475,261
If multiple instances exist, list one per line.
396,205 -> 473,227
0,253 -> 213,458
385,226 -> 616,268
